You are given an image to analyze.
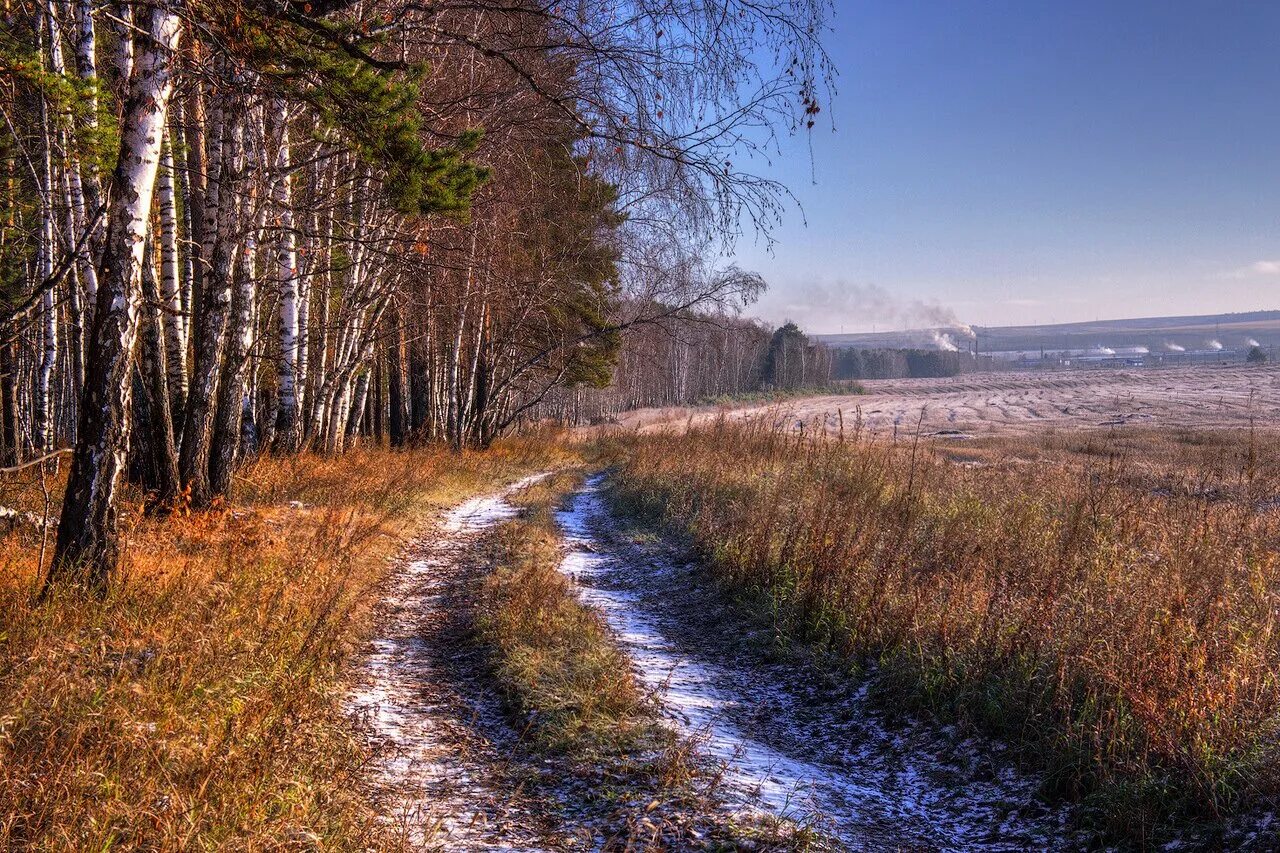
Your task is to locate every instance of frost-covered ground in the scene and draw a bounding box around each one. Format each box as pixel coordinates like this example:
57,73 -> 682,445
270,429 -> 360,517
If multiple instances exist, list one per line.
555,475 -> 1078,851
347,473 -> 559,851
614,363 -> 1280,438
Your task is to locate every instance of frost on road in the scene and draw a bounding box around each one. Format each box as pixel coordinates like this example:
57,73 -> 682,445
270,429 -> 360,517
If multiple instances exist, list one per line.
555,475 -> 1076,852
347,471 -> 1076,851
348,473 -> 556,851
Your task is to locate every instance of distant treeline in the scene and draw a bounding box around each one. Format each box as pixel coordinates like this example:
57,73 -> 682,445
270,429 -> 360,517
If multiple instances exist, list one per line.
537,319 -> 835,424
832,348 -> 990,380
548,339 -> 995,424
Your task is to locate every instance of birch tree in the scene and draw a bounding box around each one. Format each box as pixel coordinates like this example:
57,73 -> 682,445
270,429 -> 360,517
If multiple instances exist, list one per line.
272,106 -> 301,450
50,1 -> 183,587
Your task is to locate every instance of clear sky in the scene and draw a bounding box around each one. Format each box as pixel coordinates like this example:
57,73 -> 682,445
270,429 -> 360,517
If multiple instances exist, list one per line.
732,0 -> 1280,333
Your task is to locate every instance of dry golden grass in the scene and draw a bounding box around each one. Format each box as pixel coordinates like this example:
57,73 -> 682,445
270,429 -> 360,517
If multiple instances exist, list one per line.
948,425 -> 1280,499
608,419 -> 1280,841
0,437 -> 574,850
475,475 -> 658,756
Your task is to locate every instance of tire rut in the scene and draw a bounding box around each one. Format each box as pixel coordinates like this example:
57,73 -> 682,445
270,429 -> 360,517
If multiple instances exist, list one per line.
554,475 -> 1079,852
348,474 -> 562,851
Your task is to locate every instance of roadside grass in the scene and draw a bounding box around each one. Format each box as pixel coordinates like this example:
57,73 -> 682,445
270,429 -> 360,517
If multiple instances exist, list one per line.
472,474 -> 807,849
607,418 -> 1280,844
0,437 -> 573,850
477,473 -> 659,758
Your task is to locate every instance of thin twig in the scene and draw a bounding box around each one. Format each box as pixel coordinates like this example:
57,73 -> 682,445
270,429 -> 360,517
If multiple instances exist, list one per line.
0,447 -> 72,475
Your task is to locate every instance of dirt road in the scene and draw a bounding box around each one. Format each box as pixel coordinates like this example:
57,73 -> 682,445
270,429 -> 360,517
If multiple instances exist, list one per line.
349,474 -> 563,850
353,477 -> 1078,850
618,364 -> 1280,438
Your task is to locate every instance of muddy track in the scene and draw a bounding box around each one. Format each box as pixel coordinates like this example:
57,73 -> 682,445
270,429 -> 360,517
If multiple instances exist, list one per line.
555,475 -> 1078,852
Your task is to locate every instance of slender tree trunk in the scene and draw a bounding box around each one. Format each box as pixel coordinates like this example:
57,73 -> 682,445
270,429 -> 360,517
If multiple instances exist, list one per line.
35,75 -> 57,455
208,208 -> 259,499
445,231 -> 476,448
36,228 -> 57,455
178,91 -> 204,309
156,126 -> 188,417
296,159 -> 323,430
0,341 -> 19,465
114,0 -> 133,84
460,295 -> 487,444
409,338 -> 426,438
71,0 -> 100,205
140,248 -> 180,503
51,4 -> 182,588
272,110 -> 301,450
179,105 -> 238,508
387,315 -> 406,447
346,367 -> 370,438
372,352 -> 383,442
210,103 -> 263,494
304,174 -> 334,443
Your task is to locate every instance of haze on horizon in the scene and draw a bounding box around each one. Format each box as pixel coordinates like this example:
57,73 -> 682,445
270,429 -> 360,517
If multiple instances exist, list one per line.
732,1 -> 1280,335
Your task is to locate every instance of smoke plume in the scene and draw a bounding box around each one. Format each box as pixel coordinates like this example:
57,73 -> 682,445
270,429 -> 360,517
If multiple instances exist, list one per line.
769,281 -> 974,338
931,331 -> 960,352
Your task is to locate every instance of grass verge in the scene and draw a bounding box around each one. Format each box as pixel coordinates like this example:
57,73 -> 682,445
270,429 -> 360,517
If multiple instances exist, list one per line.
0,437 -> 574,850
477,472 -> 656,758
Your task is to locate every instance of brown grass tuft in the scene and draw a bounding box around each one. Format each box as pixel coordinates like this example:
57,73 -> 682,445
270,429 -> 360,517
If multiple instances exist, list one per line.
475,492 -> 656,756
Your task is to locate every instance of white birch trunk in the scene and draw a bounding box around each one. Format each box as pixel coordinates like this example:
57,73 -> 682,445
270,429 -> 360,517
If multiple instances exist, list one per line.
156,125 -> 187,413
273,109 -> 301,446
36,11 -> 58,454
72,0 -> 99,183
446,231 -> 477,446
37,170 -> 57,455
60,160 -> 85,411
52,2 -> 182,584
174,96 -> 199,307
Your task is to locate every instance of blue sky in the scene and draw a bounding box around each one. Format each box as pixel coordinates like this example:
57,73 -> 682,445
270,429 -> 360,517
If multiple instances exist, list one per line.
732,1 -> 1280,332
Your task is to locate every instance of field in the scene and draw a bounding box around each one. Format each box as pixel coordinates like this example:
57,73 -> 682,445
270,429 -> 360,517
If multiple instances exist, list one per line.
619,363 -> 1280,439
6,366 -> 1280,849
595,363 -> 1280,845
